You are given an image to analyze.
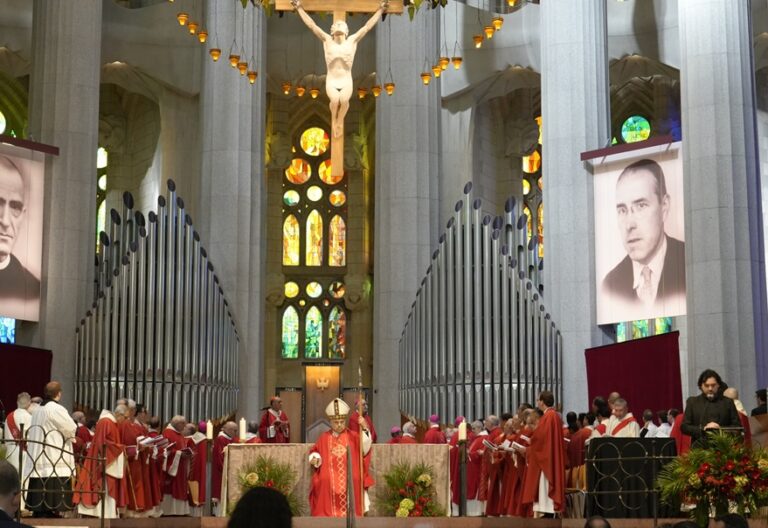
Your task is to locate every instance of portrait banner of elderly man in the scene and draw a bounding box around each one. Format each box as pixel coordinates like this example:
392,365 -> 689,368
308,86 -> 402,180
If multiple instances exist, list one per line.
588,141 -> 685,325
0,143 -> 45,322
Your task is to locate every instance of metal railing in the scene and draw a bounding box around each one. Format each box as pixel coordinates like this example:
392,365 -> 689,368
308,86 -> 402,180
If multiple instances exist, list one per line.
398,182 -> 561,422
75,179 -> 239,423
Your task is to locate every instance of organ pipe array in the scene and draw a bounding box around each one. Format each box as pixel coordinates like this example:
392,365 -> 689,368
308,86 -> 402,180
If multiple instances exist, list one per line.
399,182 -> 562,422
74,180 -> 239,422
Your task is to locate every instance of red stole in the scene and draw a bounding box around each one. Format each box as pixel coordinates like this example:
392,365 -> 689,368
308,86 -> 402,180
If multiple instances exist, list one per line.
595,423 -> 607,436
309,429 -> 369,517
6,411 -> 21,439
612,416 -> 636,436
521,409 -> 566,512
670,414 -> 691,456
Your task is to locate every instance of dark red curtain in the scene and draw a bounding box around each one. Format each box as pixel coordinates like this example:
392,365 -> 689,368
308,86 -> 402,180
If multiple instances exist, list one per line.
0,343 -> 52,418
585,331 -> 682,419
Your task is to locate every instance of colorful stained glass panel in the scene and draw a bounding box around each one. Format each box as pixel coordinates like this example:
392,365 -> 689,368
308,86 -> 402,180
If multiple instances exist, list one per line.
281,306 -> 299,358
329,281 -> 345,298
284,282 -> 299,298
329,215 -> 346,267
329,306 -> 347,359
307,185 -> 323,202
535,116 -> 542,145
523,205 -> 532,242
300,127 -> 330,156
522,150 -> 541,174
522,179 -> 530,196
305,306 -> 323,358
283,190 -> 300,206
319,160 -> 343,185
283,215 -> 300,265
306,282 -> 322,298
621,115 -> 651,143
285,158 -> 312,184
306,210 -> 323,266
329,190 -> 346,207
537,203 -> 544,259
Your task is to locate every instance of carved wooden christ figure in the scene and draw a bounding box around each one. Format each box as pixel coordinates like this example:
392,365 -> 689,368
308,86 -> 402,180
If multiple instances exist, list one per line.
281,0 -> 396,177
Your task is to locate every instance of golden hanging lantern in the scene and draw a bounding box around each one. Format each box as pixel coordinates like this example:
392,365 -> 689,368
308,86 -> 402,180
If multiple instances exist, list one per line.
310,87 -> 320,99
372,85 -> 382,97
492,16 -> 503,31
237,61 -> 248,75
432,65 -> 442,78
281,81 -> 293,95
177,12 -> 189,26
210,48 -> 222,61
358,87 -> 368,99
484,25 -> 494,39
296,85 -> 306,97
439,56 -> 450,70
420,72 -> 431,85
197,30 -> 208,43
188,22 -> 198,35
247,70 -> 258,84
473,34 -> 484,48
384,82 -> 395,95
229,54 -> 240,68
451,56 -> 463,70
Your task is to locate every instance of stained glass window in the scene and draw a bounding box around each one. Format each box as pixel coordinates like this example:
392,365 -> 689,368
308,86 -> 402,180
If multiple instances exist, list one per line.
535,116 -> 542,145
329,215 -> 346,267
537,203 -> 543,259
306,210 -> 323,266
305,306 -> 323,358
96,147 -> 108,255
537,177 -> 542,191
96,200 -> 106,250
285,282 -> 299,298
621,115 -> 651,143
524,205 -> 532,242
97,147 -> 108,169
283,215 -> 300,265
285,158 -> 312,184
329,281 -> 345,298
300,127 -> 330,156
281,306 -> 299,358
307,185 -> 323,202
522,179 -> 531,196
328,306 -> 347,359
306,282 -> 322,298
0,111 -> 6,135
329,190 -> 346,207
283,190 -> 300,206
522,150 -> 541,174
319,160 -> 343,185
655,317 -> 672,335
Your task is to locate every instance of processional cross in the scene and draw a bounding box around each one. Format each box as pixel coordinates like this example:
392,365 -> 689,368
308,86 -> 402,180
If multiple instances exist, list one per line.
277,0 -> 402,178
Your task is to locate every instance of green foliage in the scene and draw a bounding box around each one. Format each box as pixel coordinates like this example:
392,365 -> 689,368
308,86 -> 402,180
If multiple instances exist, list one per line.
656,432 -> 768,527
232,454 -> 304,516
373,461 -> 445,517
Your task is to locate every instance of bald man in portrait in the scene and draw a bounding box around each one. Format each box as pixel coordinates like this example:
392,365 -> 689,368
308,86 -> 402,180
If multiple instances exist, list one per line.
0,154 -> 40,312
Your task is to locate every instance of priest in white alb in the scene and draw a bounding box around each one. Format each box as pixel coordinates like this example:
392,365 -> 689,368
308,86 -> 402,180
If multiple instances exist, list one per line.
606,398 -> 640,438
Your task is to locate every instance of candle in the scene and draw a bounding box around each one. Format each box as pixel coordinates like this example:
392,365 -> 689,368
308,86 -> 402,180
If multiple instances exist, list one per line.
458,420 -> 467,441
239,417 -> 246,441
206,420 -> 213,441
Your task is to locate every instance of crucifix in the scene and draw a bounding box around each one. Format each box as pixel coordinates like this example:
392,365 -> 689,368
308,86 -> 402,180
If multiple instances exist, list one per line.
277,0 -> 402,178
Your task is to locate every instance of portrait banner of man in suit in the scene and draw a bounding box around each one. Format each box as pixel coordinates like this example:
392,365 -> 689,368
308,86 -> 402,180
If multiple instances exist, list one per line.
0,144 -> 44,322
593,142 -> 685,325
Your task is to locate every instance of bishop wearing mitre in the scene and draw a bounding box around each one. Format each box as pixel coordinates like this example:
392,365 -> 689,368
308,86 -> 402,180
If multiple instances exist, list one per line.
308,398 -> 372,517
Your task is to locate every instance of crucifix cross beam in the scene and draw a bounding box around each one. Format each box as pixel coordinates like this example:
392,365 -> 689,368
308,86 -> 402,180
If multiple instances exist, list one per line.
277,0 -> 400,177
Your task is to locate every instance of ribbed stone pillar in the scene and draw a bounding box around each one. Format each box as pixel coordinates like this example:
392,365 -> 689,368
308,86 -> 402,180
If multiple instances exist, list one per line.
679,0 -> 766,395
541,0 -> 610,411
374,11 -> 440,432
25,0 -> 103,408
197,2 -> 266,419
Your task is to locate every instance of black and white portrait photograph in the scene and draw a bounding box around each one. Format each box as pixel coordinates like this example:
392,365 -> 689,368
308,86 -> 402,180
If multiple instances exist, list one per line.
593,143 -> 685,325
0,144 -> 44,322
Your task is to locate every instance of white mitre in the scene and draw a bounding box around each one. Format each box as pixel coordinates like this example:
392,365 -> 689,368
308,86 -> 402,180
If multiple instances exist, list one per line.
325,398 -> 350,420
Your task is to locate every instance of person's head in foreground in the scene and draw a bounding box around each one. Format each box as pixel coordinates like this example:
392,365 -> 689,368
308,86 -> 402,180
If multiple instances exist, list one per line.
584,515 -> 611,528
0,460 -> 22,517
227,486 -> 292,528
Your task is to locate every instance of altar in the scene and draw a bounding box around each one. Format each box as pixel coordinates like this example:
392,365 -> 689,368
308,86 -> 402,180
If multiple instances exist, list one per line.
221,443 -> 451,517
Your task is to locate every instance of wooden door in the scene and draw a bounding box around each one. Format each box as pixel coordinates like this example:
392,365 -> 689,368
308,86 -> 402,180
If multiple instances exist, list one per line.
304,365 -> 341,444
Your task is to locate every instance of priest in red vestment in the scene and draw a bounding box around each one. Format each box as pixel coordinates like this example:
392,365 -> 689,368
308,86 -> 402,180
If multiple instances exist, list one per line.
245,421 -> 263,443
184,423 -> 208,514
145,416 -> 164,516
386,426 -> 402,444
71,411 -> 92,468
309,398 -> 372,517
399,421 -> 418,444
521,391 -> 566,517
161,415 -> 192,516
566,414 -> 593,490
74,405 -> 128,518
481,416 -> 504,516
724,388 -> 752,445
259,396 -> 290,443
423,414 -> 447,444
348,399 -> 377,443
213,421 -> 237,506
670,412 -> 691,456
118,401 -> 149,516
467,421 -> 489,516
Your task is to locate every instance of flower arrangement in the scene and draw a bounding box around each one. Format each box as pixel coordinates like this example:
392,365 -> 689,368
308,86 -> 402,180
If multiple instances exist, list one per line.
232,454 -> 304,516
656,432 -> 768,527
374,461 -> 445,517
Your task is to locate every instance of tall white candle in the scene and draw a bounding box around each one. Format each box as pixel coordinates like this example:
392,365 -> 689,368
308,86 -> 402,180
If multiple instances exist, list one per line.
206,420 -> 213,441
458,420 -> 467,441
239,417 -> 247,441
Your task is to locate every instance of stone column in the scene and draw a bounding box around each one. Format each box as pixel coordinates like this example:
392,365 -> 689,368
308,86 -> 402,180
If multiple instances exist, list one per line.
197,2 -> 266,419
679,0 -> 767,395
374,10 -> 440,432
25,0 -> 103,407
541,0 -> 610,410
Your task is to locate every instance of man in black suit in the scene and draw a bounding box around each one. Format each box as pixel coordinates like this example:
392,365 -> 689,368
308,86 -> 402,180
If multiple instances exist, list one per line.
681,369 -> 741,443
751,388 -> 767,416
602,158 -> 685,307
0,460 -> 34,528
0,155 -> 39,311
